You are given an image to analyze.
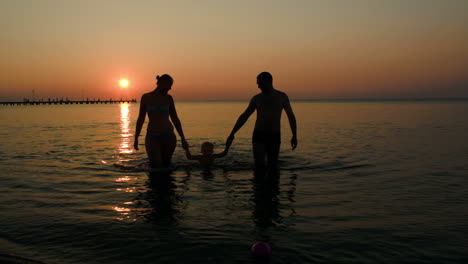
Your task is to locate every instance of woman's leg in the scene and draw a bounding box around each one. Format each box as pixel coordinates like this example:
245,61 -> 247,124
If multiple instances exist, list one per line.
145,134 -> 163,168
161,133 -> 177,167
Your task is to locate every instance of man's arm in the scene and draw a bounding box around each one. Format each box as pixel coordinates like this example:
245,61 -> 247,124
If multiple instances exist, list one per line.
226,97 -> 256,146
283,94 -> 297,150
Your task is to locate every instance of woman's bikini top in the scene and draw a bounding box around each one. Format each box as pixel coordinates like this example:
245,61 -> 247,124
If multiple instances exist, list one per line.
146,103 -> 170,113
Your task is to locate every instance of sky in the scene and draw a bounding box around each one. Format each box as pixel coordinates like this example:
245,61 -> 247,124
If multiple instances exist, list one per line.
1,0 -> 467,101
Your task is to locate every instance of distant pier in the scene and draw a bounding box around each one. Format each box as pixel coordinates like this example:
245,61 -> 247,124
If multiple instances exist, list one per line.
0,99 -> 137,106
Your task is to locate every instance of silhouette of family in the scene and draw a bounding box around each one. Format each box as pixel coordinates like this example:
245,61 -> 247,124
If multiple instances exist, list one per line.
133,72 -> 297,171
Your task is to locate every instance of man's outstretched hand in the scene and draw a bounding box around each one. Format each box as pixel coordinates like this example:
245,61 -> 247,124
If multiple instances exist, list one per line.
291,136 -> 297,150
226,135 -> 234,149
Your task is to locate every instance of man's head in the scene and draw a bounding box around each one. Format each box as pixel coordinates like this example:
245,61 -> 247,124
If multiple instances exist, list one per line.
257,72 -> 273,91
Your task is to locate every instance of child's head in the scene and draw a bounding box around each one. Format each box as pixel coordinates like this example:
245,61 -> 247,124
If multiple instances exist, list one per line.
201,142 -> 214,155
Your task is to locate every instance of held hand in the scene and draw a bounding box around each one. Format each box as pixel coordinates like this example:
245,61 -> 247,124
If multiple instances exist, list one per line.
291,136 -> 297,150
223,144 -> 230,154
181,139 -> 189,150
184,143 -> 191,153
134,138 -> 139,151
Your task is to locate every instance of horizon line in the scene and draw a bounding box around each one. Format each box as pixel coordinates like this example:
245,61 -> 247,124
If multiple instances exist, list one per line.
1,97 -> 468,103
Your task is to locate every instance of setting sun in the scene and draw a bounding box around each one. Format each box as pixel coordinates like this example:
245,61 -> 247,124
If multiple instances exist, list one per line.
119,79 -> 129,88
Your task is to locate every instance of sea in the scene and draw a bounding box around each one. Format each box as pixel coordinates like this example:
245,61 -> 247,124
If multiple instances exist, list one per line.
0,100 -> 467,264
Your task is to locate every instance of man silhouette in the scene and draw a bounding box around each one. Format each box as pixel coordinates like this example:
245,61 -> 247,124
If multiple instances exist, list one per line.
226,72 -> 297,168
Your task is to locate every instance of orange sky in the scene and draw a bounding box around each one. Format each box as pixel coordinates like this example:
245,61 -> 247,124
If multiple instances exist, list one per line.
1,0 -> 467,101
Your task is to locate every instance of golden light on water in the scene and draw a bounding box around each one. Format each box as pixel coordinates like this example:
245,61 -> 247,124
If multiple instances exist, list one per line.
113,206 -> 137,222
115,176 -> 131,182
114,103 -> 138,222
119,103 -> 133,154
119,78 -> 129,88
113,206 -> 130,213
116,188 -> 135,193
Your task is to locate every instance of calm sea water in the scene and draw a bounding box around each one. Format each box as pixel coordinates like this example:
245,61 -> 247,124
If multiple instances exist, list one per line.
1,101 -> 468,264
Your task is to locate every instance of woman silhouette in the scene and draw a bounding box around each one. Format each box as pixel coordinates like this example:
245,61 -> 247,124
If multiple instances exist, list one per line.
134,74 -> 188,168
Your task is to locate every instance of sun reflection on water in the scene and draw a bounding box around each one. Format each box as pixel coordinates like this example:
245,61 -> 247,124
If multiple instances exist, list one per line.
113,206 -> 130,213
115,176 -> 131,182
116,187 -> 136,193
119,103 -> 133,154
113,206 -> 137,222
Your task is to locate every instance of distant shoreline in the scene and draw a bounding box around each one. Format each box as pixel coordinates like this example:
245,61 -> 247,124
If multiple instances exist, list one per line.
1,98 -> 467,104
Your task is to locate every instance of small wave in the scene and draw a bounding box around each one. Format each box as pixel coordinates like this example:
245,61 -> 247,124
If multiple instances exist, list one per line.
72,166 -> 108,172
11,155 -> 39,160
0,254 -> 46,264
323,163 -> 373,171
113,162 -> 151,172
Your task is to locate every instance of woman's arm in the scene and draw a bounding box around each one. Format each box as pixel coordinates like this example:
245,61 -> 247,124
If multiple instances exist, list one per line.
134,95 -> 147,150
185,148 -> 193,159
169,96 -> 189,150
185,147 -> 202,160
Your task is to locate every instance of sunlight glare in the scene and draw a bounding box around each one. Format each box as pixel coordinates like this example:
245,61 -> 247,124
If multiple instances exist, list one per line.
119,78 -> 129,88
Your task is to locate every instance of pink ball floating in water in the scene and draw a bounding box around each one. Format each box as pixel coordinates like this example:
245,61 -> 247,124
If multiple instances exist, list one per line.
251,242 -> 272,259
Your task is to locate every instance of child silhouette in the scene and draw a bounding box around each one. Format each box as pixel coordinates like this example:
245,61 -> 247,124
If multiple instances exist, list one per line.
185,141 -> 230,168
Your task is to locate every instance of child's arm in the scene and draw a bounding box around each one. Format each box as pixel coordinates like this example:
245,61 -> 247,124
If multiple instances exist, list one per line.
212,146 -> 229,159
